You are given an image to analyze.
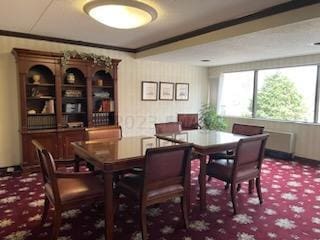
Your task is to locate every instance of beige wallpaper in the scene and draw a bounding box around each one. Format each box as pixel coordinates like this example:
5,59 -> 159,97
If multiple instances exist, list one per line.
0,36 -> 208,168
208,54 -> 320,161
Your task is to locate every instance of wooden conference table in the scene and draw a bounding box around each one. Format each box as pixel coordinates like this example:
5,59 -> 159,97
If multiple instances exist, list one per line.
156,129 -> 248,213
72,130 -> 246,240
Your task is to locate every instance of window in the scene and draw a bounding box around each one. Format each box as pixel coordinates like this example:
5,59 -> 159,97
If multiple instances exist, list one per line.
218,65 -> 319,123
218,71 -> 254,117
257,66 -> 317,122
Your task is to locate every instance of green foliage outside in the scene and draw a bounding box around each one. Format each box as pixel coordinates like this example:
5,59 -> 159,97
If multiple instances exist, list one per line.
199,104 -> 227,130
256,73 -> 306,121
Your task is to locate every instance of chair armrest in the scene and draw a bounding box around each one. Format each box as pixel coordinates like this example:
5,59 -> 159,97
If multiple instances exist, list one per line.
54,159 -> 76,165
55,171 -> 102,178
224,155 -> 235,160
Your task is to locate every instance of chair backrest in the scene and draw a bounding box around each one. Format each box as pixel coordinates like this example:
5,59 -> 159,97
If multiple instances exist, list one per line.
85,126 -> 122,140
232,123 -> 264,136
177,114 -> 199,130
142,144 -> 192,193
232,134 -> 269,179
32,140 -> 60,204
154,122 -> 182,134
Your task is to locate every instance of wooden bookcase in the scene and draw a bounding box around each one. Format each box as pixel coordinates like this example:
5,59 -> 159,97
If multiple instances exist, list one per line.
12,48 -> 121,170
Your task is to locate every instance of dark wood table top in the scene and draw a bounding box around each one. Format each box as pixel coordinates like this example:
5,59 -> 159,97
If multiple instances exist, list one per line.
72,136 -> 175,171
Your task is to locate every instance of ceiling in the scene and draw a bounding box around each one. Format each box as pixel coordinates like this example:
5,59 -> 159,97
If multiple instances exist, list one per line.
143,17 -> 320,66
0,0 -> 320,66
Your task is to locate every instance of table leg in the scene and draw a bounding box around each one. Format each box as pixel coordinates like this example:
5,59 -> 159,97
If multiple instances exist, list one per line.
74,155 -> 80,172
104,172 -> 114,240
199,155 -> 207,211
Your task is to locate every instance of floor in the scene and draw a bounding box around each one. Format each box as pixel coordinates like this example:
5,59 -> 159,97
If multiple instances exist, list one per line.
0,158 -> 319,240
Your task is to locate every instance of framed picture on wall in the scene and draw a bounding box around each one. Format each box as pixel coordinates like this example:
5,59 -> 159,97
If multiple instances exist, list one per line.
159,82 -> 174,100
175,83 -> 189,101
142,81 -> 158,101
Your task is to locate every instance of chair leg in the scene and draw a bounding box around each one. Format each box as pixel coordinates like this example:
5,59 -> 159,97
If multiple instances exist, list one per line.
181,196 -> 189,229
140,205 -> 148,240
86,162 -> 95,171
248,179 -> 254,194
230,183 -> 237,215
41,196 -> 50,225
256,177 -> 263,204
51,209 -> 62,240
236,183 -> 241,192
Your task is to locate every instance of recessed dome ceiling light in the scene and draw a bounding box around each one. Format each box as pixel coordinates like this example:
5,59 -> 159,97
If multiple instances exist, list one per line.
83,0 -> 157,29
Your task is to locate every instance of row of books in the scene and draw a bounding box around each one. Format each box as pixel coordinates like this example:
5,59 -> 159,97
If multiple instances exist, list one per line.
93,112 -> 110,126
27,115 -> 56,129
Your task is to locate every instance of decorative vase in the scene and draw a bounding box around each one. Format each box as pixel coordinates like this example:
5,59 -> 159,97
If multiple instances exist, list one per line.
97,79 -> 103,86
32,74 -> 41,84
66,73 -> 75,84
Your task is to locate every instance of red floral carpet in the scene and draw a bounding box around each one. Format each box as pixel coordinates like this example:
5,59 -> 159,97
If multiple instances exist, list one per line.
0,158 -> 319,240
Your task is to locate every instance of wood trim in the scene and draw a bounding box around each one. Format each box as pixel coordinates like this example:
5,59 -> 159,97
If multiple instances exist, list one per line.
2,30 -> 135,53
135,0 -> 320,52
1,0 -> 319,53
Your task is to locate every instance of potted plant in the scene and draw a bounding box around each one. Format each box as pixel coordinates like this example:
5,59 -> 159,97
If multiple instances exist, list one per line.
199,104 -> 227,130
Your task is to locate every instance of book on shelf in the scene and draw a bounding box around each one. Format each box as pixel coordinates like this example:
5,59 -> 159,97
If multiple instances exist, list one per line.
100,99 -> 115,112
41,100 -> 55,114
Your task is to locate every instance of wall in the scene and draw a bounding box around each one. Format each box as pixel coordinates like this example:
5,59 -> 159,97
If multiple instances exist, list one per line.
0,36 -> 208,168
208,54 -> 320,161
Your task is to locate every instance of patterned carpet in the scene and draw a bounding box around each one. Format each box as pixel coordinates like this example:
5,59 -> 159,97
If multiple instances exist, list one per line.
0,158 -> 319,240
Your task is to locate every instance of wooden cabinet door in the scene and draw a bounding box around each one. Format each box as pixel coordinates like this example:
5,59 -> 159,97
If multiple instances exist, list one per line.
60,130 -> 84,160
22,132 -> 59,167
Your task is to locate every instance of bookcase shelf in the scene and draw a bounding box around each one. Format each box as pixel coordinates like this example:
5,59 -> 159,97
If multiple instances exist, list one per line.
13,48 -> 121,169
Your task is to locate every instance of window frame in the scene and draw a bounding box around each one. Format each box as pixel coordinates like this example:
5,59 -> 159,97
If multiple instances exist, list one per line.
218,64 -> 320,124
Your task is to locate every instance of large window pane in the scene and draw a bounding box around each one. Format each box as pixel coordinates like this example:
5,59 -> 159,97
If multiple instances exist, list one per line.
256,66 -> 317,122
218,71 -> 254,117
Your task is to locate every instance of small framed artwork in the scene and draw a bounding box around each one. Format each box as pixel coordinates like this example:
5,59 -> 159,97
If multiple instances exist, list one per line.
141,137 -> 156,154
159,82 -> 174,100
142,81 -> 158,101
175,83 -> 189,101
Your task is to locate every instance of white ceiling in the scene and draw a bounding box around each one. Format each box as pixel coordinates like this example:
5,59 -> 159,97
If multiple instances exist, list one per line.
1,0 -> 320,67
142,17 -> 320,66
0,0 -> 288,49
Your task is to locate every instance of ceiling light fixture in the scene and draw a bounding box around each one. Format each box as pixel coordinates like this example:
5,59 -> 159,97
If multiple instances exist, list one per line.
83,0 -> 157,29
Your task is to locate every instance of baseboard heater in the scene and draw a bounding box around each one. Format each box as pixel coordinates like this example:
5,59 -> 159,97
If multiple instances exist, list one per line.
264,130 -> 296,160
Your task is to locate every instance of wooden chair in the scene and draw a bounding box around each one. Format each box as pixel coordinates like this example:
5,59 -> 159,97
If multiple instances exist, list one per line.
154,122 -> 182,134
116,144 -> 193,240
32,140 -> 104,240
85,126 -> 122,140
210,123 -> 264,191
177,113 -> 200,130
206,134 -> 269,214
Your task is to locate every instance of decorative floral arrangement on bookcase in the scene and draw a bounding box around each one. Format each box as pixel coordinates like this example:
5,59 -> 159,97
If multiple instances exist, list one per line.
61,50 -> 113,73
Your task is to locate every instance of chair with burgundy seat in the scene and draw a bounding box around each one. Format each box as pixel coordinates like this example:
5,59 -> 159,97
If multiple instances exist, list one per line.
209,123 -> 264,191
116,144 -> 193,240
32,140 -> 104,240
177,113 -> 200,130
206,134 -> 269,214
154,122 -> 182,134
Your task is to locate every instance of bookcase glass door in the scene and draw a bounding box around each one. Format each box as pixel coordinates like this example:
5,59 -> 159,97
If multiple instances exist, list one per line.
92,70 -> 115,126
26,65 -> 56,130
